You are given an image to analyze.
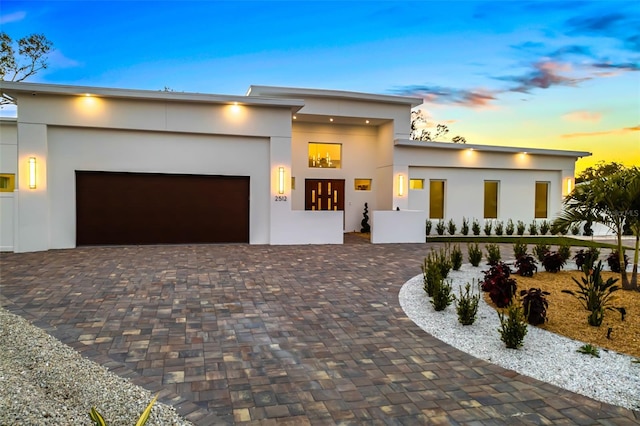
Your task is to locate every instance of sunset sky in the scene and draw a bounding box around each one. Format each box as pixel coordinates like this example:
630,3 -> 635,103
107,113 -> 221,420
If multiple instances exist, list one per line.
1,0 -> 638,173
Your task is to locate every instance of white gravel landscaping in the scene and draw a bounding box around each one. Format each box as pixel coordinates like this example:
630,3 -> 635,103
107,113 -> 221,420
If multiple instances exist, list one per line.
399,263 -> 640,412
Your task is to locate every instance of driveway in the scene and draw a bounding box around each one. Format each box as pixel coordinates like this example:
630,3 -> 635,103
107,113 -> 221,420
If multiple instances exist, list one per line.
1,238 -> 637,425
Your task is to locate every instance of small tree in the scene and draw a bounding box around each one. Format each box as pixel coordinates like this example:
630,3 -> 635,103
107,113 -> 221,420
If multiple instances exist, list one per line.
410,110 -> 466,143
1,32 -> 54,104
552,166 -> 640,290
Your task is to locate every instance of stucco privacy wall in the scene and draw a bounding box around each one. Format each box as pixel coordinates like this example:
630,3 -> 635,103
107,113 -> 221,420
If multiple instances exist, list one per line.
0,119 -> 17,251
5,87 -> 304,252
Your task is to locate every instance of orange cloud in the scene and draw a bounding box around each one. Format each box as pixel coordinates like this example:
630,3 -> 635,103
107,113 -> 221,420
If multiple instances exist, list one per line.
562,110 -> 602,123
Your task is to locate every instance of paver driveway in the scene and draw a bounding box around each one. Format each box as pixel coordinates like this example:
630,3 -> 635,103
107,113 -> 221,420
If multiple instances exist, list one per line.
1,238 -> 638,425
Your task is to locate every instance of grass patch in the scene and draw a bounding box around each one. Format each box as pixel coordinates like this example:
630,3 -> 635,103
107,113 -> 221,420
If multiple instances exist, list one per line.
426,235 -> 630,250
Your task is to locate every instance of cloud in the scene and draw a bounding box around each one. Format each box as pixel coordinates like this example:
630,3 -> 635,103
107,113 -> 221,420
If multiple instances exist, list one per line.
0,11 -> 26,25
499,60 -> 590,93
561,125 -> 640,138
591,62 -> 640,72
392,85 -> 498,109
562,110 -> 602,123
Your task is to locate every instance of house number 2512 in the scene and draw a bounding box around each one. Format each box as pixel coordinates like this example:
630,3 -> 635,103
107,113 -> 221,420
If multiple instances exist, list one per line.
275,195 -> 287,201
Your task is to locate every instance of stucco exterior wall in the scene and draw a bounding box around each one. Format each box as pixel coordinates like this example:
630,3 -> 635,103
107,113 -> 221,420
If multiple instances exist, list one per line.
0,119 -> 17,251
291,122 -> 380,232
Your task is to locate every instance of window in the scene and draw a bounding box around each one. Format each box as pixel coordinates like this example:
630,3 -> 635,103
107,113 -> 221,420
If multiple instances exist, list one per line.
308,143 -> 341,168
0,174 -> 15,192
410,179 -> 424,190
429,180 -> 445,219
535,181 -> 549,218
291,177 -> 296,190
484,181 -> 499,219
354,179 -> 372,191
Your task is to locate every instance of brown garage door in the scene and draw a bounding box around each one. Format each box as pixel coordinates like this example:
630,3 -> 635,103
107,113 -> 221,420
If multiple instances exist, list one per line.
76,171 -> 249,245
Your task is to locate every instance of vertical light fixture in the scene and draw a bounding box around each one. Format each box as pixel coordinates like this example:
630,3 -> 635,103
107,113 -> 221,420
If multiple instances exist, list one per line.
566,178 -> 573,194
28,157 -> 36,189
398,174 -> 404,196
278,167 -> 285,194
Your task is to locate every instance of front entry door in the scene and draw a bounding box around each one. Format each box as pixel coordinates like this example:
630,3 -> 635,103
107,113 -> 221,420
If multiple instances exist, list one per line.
305,179 -> 345,211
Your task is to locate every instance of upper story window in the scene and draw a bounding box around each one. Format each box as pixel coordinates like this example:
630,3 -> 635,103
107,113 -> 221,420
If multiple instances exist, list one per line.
309,143 -> 341,168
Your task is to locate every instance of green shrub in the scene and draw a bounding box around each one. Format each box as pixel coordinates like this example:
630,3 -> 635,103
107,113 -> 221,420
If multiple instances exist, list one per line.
494,220 -> 504,236
436,219 -> 446,235
461,217 -> 469,235
533,243 -> 550,262
421,257 -> 442,297
528,221 -> 538,235
539,220 -> 550,235
451,244 -> 463,271
498,301 -> 528,349
505,219 -> 515,235
483,221 -> 493,236
90,395 -> 157,426
426,219 -> 432,236
447,218 -> 457,235
430,279 -> 454,311
577,343 -> 600,358
468,243 -> 482,266
485,243 -> 501,265
472,219 -> 481,236
558,243 -> 571,262
513,240 -> 528,259
454,281 -> 480,325
516,220 -> 526,236
574,247 -> 600,270
562,261 -> 623,326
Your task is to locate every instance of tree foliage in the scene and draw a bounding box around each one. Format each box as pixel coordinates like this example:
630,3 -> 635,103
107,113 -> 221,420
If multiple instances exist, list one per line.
1,32 -> 53,104
576,161 -> 626,183
552,165 -> 640,289
410,110 -> 466,143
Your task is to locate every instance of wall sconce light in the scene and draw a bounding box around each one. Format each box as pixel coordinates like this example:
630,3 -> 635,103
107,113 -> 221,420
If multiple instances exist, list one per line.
398,174 -> 405,197
566,178 -> 573,194
28,157 -> 36,189
278,167 -> 285,194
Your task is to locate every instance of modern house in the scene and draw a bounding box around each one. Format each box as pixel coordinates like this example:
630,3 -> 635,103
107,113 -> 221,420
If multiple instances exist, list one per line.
0,82 -> 589,252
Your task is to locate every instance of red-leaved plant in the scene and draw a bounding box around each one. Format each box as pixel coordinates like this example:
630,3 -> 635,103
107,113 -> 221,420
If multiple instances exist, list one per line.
481,262 -> 517,308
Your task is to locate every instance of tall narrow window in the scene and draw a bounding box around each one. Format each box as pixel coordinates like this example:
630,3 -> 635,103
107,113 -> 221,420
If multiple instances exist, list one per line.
484,181 -> 499,219
535,181 -> 549,218
308,143 -> 341,168
429,180 -> 445,219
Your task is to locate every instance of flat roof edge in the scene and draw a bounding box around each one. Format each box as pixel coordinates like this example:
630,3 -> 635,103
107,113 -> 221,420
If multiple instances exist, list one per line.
395,139 -> 591,158
248,85 -> 423,107
0,81 -> 305,109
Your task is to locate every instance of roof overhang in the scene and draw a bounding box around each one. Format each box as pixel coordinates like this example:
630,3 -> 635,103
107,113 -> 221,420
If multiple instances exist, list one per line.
395,139 -> 591,158
1,81 -> 305,112
247,85 -> 423,107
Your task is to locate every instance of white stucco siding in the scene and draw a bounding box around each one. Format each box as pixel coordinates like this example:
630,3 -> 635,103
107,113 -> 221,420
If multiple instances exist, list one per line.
290,122 -> 380,232
408,166 -> 562,227
0,120 -> 17,251
16,95 -> 293,138
47,127 -> 270,248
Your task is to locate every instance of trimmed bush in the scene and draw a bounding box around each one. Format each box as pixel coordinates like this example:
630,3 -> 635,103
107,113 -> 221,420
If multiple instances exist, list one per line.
461,217 -> 469,235
468,243 -> 482,267
454,281 -> 480,325
541,251 -> 566,273
485,243 -> 501,265
472,219 -> 481,236
498,302 -> 528,349
447,218 -> 457,236
505,219 -> 515,235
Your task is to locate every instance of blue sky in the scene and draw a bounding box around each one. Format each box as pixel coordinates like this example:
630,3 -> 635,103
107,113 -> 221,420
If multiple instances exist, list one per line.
1,0 -> 638,171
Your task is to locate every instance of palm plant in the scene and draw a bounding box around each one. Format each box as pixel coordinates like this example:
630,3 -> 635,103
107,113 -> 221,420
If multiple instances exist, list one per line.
552,166 -> 639,290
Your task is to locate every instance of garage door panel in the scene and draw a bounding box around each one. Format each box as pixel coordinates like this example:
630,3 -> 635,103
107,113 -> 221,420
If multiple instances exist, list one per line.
76,171 -> 249,245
